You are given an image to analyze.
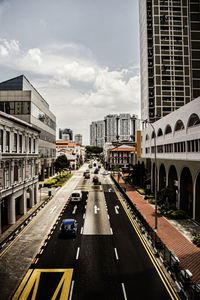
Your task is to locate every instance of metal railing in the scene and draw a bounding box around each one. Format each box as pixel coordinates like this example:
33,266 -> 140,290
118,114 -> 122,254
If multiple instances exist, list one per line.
111,175 -> 200,300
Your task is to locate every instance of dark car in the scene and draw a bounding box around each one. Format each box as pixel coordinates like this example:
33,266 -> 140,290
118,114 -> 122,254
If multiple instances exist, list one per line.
85,173 -> 90,179
59,219 -> 78,237
94,168 -> 99,174
93,176 -> 101,185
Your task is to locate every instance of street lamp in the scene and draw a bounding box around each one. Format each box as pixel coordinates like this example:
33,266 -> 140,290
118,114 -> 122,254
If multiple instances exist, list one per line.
143,120 -> 158,231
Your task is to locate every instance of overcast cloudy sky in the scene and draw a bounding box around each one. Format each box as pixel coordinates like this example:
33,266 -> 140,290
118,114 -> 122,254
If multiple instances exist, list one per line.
0,0 -> 140,144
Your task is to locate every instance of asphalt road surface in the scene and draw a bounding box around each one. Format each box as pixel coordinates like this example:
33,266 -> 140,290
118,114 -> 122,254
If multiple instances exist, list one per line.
0,163 -> 178,300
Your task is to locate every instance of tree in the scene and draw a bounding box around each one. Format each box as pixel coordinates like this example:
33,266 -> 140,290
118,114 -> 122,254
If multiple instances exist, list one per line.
129,163 -> 147,187
54,155 -> 70,173
157,186 -> 176,213
85,146 -> 103,158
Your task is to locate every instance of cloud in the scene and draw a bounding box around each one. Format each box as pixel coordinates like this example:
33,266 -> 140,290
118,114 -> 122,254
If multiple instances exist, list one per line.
0,38 -> 140,144
26,48 -> 42,65
0,38 -> 20,56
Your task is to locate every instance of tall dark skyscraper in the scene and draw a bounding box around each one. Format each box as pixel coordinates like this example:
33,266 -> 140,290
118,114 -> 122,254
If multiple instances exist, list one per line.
139,0 -> 200,122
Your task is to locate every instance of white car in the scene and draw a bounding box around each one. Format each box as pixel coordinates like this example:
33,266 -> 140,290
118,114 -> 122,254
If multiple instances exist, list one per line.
102,171 -> 109,175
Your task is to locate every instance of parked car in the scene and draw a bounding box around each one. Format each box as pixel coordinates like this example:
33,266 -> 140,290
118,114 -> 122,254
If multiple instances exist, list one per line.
71,190 -> 82,202
93,176 -> 101,185
89,164 -> 93,168
59,219 -> 78,237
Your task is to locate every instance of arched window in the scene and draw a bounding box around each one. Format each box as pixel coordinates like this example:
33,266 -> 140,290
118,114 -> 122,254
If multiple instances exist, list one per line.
188,113 -> 200,128
165,124 -> 172,134
157,128 -> 163,136
175,120 -> 184,131
151,131 -> 156,138
146,134 -> 149,141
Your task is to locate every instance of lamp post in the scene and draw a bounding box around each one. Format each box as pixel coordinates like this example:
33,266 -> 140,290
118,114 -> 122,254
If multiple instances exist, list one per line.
143,120 -> 158,230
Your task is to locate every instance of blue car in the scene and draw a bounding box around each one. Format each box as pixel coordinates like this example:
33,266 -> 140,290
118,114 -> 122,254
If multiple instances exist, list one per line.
59,219 -> 78,237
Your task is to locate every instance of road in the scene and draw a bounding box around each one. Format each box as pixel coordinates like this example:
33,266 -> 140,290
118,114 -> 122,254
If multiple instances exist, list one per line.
0,163 -> 178,300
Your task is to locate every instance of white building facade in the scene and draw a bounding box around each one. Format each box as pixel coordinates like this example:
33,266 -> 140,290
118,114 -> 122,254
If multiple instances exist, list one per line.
0,111 -> 40,235
139,97 -> 200,223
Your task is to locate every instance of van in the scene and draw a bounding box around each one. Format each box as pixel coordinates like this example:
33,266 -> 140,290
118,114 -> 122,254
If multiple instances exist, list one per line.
71,190 -> 82,202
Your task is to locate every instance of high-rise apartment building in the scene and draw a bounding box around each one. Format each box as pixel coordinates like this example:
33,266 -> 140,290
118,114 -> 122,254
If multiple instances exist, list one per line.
139,0 -> 200,122
59,128 -> 73,141
75,134 -> 82,145
90,120 -> 105,147
90,114 -> 139,147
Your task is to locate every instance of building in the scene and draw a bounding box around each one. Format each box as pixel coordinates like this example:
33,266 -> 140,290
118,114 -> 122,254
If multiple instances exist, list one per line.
59,128 -> 73,142
0,75 -> 56,181
90,114 -> 139,147
90,120 -> 105,147
139,97 -> 200,223
139,0 -> 200,122
0,111 -> 40,235
109,144 -> 136,170
75,134 -> 82,145
56,141 -> 85,169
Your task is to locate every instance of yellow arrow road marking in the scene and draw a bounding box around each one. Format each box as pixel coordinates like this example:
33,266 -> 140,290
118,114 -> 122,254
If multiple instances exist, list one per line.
12,269 -> 73,300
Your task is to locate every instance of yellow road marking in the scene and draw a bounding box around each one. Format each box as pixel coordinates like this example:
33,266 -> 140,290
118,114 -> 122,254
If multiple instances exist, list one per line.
113,185 -> 179,300
35,258 -> 39,264
12,269 -> 73,300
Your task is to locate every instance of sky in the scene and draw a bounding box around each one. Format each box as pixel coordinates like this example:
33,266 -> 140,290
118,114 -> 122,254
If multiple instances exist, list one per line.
0,0 -> 140,145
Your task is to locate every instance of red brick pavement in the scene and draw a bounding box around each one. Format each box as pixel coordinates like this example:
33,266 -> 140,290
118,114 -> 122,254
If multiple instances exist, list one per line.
116,178 -> 200,284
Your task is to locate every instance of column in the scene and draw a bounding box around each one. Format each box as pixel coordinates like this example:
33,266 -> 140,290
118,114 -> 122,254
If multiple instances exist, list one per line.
20,190 -> 27,215
0,204 -> 1,235
35,182 -> 38,204
29,186 -> 34,208
7,194 -> 16,225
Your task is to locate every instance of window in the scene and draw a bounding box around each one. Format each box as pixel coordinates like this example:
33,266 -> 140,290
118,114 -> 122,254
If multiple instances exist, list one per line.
15,102 -> 22,114
19,135 -> 22,153
14,165 -> 18,182
0,129 -> 3,152
188,114 -> 200,127
165,125 -> 172,134
29,137 -> 31,153
33,139 -> 36,153
157,128 -> 163,136
6,131 -> 10,152
22,102 -> 30,114
13,133 -> 17,152
5,102 -> 14,114
175,120 -> 185,131
151,131 -> 156,139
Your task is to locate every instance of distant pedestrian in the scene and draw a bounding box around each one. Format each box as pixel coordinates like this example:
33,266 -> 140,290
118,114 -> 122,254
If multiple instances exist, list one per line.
124,187 -> 126,193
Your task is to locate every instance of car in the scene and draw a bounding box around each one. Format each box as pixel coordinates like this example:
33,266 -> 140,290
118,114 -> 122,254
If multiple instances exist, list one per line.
93,176 -> 101,185
94,168 -> 99,174
85,173 -> 90,179
89,164 -> 93,168
71,190 -> 82,202
59,219 -> 78,237
102,171 -> 109,175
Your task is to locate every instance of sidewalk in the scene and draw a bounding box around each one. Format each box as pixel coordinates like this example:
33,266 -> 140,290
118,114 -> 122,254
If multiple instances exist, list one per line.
117,177 -> 200,285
